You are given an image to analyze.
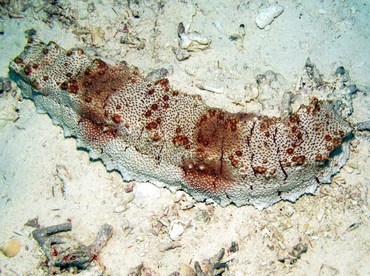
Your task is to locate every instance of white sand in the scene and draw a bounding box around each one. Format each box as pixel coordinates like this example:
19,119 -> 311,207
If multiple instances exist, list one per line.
0,0 -> 369,275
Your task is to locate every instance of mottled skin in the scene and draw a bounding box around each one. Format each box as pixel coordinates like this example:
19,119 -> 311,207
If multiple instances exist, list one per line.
10,40 -> 352,209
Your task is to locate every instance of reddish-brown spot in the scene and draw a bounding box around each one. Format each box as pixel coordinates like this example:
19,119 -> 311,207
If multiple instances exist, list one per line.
163,103 -> 170,109
286,148 -> 294,155
253,166 -> 267,174
146,121 -> 158,130
151,104 -> 158,111
152,132 -> 161,141
145,110 -> 152,118
172,90 -> 179,96
148,88 -> 155,95
295,155 -> 305,165
68,85 -> 79,94
154,78 -> 169,88
112,114 -> 121,124
84,96 -> 92,103
43,75 -> 49,81
173,136 -> 182,147
290,114 -> 300,124
235,150 -> 243,157
32,81 -> 40,90
68,81 -> 79,94
163,95 -> 169,101
324,134 -> 332,141
51,247 -> 58,257
332,137 -> 341,147
24,66 -> 32,75
32,63 -> 39,69
231,159 -> 239,167
315,154 -> 323,161
60,81 -> 68,90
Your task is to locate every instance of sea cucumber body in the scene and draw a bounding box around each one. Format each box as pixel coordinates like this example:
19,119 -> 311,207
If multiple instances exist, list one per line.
10,41 -> 352,209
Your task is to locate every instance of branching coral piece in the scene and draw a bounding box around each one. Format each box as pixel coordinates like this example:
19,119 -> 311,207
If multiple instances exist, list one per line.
32,222 -> 113,273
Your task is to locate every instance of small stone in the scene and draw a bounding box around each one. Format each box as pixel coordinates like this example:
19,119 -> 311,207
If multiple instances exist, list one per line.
124,183 -> 134,193
255,4 -> 284,29
169,221 -> 184,241
335,66 -> 346,76
24,217 -> 40,228
1,239 -> 21,258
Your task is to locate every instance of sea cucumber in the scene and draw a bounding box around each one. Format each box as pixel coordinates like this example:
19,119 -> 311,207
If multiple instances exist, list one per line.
9,40 -> 352,209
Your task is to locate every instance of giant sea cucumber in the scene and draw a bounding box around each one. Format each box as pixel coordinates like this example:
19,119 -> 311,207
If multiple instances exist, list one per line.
9,40 -> 352,209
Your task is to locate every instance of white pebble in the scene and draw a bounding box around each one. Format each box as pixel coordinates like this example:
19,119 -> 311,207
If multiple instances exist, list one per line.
255,4 -> 284,29
169,221 -> 184,241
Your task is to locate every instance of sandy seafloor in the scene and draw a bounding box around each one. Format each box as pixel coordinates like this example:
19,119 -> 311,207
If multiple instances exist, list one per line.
0,0 -> 369,275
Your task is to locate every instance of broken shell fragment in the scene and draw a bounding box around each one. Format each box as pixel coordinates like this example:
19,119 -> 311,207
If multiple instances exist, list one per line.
255,4 -> 284,29
169,221 -> 184,241
179,32 -> 211,52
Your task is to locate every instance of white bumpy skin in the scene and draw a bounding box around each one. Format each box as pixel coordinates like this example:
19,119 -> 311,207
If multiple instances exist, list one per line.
9,40 -> 352,209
